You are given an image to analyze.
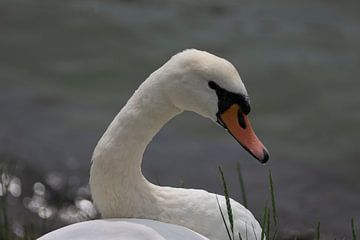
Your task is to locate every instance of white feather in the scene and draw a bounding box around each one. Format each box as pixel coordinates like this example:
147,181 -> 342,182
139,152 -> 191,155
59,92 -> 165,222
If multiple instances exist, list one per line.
39,219 -> 209,240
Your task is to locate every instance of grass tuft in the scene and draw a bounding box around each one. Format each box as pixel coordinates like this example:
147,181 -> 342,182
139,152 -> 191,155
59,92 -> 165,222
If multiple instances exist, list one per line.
218,166 -> 235,239
236,163 -> 248,208
1,161 -> 358,240
268,170 -> 277,226
266,205 -> 271,240
316,221 -> 321,240
0,166 -> 10,240
351,218 -> 357,240
261,204 -> 268,240
216,195 -> 233,240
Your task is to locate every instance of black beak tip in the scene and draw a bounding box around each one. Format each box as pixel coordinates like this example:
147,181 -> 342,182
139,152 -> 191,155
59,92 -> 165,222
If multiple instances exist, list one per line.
260,149 -> 269,164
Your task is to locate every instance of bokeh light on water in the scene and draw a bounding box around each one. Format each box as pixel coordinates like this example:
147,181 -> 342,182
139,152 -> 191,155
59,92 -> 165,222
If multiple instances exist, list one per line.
45,172 -> 65,191
8,177 -> 22,198
12,222 -> 24,238
22,177 -> 97,222
1,164 -> 97,237
0,173 -> 22,198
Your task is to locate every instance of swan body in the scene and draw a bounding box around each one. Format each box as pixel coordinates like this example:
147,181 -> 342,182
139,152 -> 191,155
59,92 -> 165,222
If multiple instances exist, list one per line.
39,49 -> 268,240
39,219 -> 209,240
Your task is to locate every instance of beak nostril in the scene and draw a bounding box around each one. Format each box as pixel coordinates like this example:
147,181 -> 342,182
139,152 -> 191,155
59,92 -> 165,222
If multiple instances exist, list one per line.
219,104 -> 269,164
237,109 -> 246,129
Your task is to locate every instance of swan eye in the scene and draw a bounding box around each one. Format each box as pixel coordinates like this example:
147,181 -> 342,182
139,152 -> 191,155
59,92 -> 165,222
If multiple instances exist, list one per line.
208,81 -> 251,116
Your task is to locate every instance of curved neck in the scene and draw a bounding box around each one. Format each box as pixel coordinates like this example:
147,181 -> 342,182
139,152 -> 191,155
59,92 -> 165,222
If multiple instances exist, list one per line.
90,76 -> 181,217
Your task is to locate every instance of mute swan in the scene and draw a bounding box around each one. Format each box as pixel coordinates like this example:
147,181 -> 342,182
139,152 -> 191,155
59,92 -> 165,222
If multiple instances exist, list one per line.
39,49 -> 269,240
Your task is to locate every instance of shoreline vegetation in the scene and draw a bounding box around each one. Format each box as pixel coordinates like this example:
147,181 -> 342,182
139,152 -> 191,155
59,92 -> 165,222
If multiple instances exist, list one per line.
216,165 -> 358,240
0,162 -> 358,240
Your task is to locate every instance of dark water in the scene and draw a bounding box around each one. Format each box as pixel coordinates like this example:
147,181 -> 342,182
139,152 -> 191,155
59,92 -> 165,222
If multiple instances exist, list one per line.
1,0 -> 360,238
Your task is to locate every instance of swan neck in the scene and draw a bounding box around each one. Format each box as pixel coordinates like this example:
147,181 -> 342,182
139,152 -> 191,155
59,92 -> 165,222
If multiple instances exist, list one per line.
90,77 -> 181,217
95,83 -> 179,173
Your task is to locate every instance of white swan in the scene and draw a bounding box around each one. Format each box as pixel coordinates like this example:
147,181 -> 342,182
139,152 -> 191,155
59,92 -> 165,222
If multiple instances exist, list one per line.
39,49 -> 269,240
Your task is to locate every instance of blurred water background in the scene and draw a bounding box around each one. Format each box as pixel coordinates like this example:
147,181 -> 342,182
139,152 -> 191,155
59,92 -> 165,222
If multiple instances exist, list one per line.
0,0 -> 359,238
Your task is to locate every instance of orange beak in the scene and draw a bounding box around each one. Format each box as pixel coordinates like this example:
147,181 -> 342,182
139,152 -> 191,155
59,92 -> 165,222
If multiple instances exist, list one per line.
219,104 -> 269,163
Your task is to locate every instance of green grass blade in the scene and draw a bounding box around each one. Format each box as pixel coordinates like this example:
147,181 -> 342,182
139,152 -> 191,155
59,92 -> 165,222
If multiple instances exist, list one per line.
153,172 -> 161,186
179,178 -> 185,188
216,195 -> 232,240
268,170 -> 277,226
351,218 -> 357,240
316,221 -> 321,240
261,204 -> 268,240
236,162 -> 248,208
271,228 -> 278,240
266,206 -> 271,240
218,166 -> 234,238
0,168 -> 9,240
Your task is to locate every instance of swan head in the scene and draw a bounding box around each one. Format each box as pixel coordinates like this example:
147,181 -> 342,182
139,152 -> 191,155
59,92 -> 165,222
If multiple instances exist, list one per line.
162,49 -> 269,163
